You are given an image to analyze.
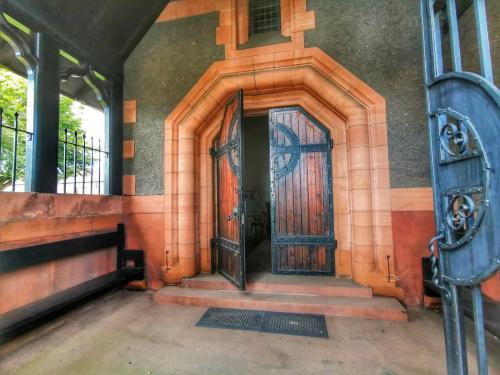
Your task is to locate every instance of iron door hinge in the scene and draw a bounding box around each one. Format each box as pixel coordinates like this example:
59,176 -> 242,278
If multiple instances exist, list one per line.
209,147 -> 216,157
210,238 -> 217,274
330,138 -> 334,150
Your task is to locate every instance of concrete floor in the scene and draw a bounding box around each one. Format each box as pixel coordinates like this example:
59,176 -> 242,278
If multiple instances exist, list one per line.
1,290 -> 499,375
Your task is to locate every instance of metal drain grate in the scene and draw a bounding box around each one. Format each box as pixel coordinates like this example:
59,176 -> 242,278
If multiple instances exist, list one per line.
196,308 -> 328,338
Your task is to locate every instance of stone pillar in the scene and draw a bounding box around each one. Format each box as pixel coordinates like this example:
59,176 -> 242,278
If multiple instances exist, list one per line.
163,126 -> 197,282
347,116 -> 377,285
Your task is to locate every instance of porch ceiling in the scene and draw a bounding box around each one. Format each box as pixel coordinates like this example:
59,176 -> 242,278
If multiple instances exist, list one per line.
0,0 -> 170,107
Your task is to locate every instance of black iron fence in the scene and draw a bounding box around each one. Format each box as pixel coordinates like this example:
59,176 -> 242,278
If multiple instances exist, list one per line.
58,129 -> 108,195
0,107 -> 108,194
0,108 -> 32,192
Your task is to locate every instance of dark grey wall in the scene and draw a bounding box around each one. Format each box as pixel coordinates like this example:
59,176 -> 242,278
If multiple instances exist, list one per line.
124,13 -> 224,195
125,1 -> 438,194
305,0 -> 431,188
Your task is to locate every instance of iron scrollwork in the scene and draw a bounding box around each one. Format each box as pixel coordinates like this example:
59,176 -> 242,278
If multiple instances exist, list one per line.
427,233 -> 451,301
442,187 -> 485,250
436,108 -> 481,164
270,122 -> 300,179
440,121 -> 468,155
214,111 -> 240,177
433,109 -> 490,251
421,1 -> 499,373
214,237 -> 239,253
227,206 -> 239,222
445,194 -> 475,231
226,111 -> 240,177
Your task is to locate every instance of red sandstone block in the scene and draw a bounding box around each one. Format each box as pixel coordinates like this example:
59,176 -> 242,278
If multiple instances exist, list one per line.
123,175 -> 136,196
123,100 -> 136,124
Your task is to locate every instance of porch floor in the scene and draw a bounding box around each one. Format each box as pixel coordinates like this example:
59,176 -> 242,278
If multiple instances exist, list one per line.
1,290 -> 499,375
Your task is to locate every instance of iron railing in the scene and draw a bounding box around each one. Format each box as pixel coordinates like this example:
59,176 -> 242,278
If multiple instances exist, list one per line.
58,129 -> 108,195
0,108 -> 108,194
0,108 -> 32,192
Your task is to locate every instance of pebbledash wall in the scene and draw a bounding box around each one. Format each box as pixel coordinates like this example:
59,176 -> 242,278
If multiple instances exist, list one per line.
124,1 -> 429,193
122,0 -> 499,305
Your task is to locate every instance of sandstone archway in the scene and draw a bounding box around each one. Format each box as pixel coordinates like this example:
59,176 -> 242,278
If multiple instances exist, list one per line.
163,47 -> 395,290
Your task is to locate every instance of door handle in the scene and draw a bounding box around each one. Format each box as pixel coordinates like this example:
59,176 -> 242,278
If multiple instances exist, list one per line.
227,207 -> 239,222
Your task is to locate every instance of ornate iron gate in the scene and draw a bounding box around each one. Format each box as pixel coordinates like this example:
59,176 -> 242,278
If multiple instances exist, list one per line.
420,1 -> 499,374
212,90 -> 246,289
269,107 -> 335,275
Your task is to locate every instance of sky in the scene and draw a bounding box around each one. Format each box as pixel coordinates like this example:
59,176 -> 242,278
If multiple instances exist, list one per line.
71,101 -> 105,143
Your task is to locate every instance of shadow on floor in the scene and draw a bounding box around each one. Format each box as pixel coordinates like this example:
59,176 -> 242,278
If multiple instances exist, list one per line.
246,239 -> 271,273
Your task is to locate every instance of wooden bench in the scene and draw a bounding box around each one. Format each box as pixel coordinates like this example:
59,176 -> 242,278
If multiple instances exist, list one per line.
0,224 -> 144,342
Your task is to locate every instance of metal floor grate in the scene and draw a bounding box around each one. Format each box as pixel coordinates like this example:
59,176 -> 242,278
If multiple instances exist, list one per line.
196,307 -> 328,338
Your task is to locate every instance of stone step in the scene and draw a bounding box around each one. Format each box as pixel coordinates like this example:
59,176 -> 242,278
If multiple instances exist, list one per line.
153,287 -> 407,322
181,273 -> 373,298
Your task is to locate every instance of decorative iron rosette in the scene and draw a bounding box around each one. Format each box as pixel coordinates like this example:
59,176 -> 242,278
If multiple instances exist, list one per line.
433,108 -> 490,251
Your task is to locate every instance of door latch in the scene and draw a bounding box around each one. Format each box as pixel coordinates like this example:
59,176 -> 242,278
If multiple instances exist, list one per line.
227,207 -> 239,222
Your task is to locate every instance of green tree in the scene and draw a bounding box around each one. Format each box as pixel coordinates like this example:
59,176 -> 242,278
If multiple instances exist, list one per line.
0,67 -> 86,190
0,68 -> 27,189
57,93 -> 87,181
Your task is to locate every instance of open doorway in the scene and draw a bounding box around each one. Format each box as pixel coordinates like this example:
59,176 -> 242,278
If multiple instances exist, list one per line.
243,116 -> 271,273
212,92 -> 335,290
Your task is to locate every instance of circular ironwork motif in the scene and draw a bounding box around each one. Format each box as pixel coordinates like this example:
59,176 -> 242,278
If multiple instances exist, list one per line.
433,108 -> 489,251
227,111 -> 240,176
439,121 -> 469,156
270,123 -> 300,179
446,194 -> 476,231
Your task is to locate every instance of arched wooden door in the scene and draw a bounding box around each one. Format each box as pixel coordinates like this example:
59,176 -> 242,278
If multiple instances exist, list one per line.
212,90 -> 246,289
269,107 -> 336,275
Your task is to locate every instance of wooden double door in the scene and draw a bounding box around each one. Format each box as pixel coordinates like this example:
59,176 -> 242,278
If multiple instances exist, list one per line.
213,92 -> 335,290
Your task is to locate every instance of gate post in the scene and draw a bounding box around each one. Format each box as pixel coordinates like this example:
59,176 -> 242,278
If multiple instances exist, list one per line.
420,1 -> 500,373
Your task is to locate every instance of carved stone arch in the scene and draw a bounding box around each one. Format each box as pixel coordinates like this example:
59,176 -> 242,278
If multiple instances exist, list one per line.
163,48 -> 395,291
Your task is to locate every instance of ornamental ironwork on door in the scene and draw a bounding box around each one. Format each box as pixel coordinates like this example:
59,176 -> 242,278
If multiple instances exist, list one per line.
269,107 -> 336,275
420,1 -> 499,374
212,90 -> 246,290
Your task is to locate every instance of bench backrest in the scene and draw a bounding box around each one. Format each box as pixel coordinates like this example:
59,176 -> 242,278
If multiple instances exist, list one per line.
0,224 -> 126,274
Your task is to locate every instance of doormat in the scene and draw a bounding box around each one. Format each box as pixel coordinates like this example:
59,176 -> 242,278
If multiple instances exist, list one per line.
196,307 -> 328,338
